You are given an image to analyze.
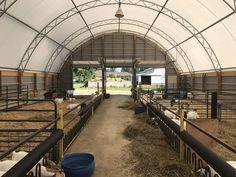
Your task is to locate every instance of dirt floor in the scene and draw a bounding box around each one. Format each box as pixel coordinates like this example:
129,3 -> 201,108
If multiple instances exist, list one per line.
66,95 -> 135,177
65,96 -> 193,177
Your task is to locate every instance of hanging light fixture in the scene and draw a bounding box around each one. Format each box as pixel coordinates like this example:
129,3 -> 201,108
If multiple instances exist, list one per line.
115,0 -> 124,18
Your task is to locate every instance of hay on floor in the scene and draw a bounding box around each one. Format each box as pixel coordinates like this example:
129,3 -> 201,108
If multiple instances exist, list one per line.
123,115 -> 193,177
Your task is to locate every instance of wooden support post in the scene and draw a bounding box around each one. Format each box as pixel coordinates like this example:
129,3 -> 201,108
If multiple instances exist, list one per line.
180,110 -> 185,161
33,73 -> 37,97
58,109 -> 64,159
18,71 -> 23,94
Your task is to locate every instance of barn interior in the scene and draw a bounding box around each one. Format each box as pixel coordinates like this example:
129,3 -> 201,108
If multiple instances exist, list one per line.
0,1 -> 236,177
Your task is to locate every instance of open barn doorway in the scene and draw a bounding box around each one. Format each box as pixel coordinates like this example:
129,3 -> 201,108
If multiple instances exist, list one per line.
73,67 -> 133,95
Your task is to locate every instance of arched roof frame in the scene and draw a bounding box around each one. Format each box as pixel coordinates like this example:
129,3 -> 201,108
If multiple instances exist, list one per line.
44,19 -> 194,73
13,0 -> 226,72
57,30 -> 183,73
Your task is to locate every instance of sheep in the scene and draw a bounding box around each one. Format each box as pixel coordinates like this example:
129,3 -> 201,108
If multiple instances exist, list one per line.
164,109 -> 176,119
12,151 -> 43,165
11,151 -> 54,177
0,160 -> 54,177
0,160 -> 18,172
66,103 -> 79,109
0,171 -> 5,177
187,92 -> 194,101
66,90 -> 74,98
195,161 -> 236,177
68,98 -> 76,102
54,98 -> 63,104
44,90 -> 56,99
154,92 -> 163,99
187,109 -> 199,119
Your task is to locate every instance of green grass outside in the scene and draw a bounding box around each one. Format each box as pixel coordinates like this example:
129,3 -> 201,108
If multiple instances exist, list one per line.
140,84 -> 164,90
73,83 -> 131,91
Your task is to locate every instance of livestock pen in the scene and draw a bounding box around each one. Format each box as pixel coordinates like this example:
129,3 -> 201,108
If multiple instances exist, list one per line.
0,90 -> 103,177
132,88 -> 236,177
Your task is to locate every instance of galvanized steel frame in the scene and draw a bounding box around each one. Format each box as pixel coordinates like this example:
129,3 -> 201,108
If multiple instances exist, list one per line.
0,0 -> 17,18
45,19 -> 192,73
16,0 -> 231,72
57,29 -> 183,73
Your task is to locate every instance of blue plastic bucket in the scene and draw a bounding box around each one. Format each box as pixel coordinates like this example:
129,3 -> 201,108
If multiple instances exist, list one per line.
61,153 -> 95,177
134,106 -> 146,114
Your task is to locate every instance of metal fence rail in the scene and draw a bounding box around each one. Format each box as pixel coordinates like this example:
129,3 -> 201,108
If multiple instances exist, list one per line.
0,99 -> 57,158
0,91 -> 103,177
132,88 -> 236,177
0,84 -> 29,110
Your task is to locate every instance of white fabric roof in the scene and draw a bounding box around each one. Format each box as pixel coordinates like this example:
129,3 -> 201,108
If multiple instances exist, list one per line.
0,0 -> 236,73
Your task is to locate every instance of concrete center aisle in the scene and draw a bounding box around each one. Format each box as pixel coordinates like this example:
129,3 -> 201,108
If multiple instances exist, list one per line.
65,95 -> 134,177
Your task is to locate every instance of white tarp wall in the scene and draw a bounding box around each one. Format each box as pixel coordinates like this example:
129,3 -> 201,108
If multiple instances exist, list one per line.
0,0 -> 236,73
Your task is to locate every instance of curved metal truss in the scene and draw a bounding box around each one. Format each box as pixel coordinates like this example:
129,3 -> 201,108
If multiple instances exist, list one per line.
0,0 -> 17,18
18,0 -> 222,72
57,29 -> 183,73
44,18 -> 193,73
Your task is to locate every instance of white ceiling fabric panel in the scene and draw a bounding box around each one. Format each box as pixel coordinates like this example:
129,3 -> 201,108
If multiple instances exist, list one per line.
120,5 -> 157,24
180,38 -> 213,71
221,14 -> 236,43
168,49 -> 189,73
8,0 -> 73,30
153,15 -> 192,44
166,0 -> 232,31
147,31 -> 172,51
26,38 -> 58,71
51,49 -> 70,73
0,15 -> 37,68
67,32 -> 92,51
202,18 -> 236,69
0,0 -> 236,73
48,14 -> 85,45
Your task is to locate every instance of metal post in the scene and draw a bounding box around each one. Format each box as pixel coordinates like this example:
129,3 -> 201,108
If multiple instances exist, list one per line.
211,92 -> 218,119
206,90 -> 209,119
58,109 -> 64,159
101,60 -> 106,96
92,94 -> 95,116
180,110 -> 185,161
132,63 -> 137,89
97,82 -> 99,94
